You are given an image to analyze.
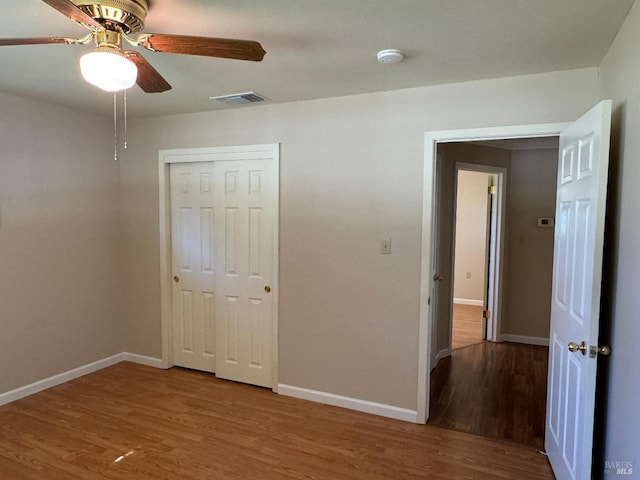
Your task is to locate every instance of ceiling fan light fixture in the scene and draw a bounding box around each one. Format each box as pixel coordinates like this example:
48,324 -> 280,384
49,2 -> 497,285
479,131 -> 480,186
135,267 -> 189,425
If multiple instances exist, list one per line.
80,47 -> 138,92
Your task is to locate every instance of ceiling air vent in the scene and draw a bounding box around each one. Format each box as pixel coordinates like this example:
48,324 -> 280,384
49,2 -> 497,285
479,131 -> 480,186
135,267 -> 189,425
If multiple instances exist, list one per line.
210,92 -> 269,106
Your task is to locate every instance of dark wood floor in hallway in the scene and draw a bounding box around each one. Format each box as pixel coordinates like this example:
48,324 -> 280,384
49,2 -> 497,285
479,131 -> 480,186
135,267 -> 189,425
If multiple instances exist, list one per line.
429,341 -> 548,449
0,362 -> 554,479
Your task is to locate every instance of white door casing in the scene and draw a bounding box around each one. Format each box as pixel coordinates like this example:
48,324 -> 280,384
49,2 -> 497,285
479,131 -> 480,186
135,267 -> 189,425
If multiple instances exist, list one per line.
159,144 -> 280,390
214,160 -> 277,388
545,100 -> 612,480
170,162 -> 216,372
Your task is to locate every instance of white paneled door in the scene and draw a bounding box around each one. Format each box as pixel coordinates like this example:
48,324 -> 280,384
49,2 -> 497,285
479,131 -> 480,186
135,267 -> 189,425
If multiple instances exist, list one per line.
545,100 -> 612,480
168,154 -> 278,388
170,162 -> 217,373
214,160 -> 277,388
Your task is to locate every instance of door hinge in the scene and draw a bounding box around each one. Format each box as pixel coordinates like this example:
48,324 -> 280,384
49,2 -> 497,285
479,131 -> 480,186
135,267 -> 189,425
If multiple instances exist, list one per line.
488,185 -> 497,195
483,310 -> 491,319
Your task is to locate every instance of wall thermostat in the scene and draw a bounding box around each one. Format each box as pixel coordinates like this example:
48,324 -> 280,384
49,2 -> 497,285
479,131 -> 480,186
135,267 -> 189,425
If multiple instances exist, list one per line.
537,217 -> 555,228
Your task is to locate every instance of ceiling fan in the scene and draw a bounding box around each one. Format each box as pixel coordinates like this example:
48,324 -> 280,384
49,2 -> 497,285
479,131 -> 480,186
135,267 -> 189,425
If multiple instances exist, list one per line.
0,0 -> 266,93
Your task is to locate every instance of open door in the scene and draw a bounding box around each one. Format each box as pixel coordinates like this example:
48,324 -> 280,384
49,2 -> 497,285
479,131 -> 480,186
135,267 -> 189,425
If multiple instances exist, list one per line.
545,100 -> 612,480
429,154 -> 444,368
482,174 -> 497,340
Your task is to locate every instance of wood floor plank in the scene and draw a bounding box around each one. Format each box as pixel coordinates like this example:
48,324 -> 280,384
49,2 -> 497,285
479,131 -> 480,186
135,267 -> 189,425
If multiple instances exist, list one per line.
452,304 -> 485,350
0,362 -> 553,479
429,341 -> 548,449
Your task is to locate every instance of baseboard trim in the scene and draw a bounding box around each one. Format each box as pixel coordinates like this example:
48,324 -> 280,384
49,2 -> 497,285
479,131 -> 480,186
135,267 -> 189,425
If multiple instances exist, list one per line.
432,348 -> 451,370
0,353 -> 123,407
278,384 -> 417,423
453,298 -> 483,306
501,334 -> 549,346
0,352 -> 163,407
122,352 -> 163,368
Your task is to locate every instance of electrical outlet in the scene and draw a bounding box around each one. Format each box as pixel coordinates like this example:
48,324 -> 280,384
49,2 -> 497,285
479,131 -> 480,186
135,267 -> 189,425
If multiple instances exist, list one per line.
466,271 -> 472,279
381,239 -> 391,254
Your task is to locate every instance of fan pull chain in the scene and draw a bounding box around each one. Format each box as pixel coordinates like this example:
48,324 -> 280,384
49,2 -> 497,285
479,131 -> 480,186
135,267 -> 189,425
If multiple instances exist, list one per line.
123,89 -> 128,151
113,91 -> 118,161
112,90 -> 131,161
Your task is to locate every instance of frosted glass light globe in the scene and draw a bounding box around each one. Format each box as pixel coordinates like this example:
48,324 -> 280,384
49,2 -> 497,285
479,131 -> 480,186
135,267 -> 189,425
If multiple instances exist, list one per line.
80,49 -> 138,92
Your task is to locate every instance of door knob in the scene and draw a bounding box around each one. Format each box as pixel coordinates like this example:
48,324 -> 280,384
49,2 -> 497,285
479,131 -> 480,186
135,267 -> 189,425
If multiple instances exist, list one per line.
568,341 -> 587,355
264,286 -> 271,293
173,275 -> 180,283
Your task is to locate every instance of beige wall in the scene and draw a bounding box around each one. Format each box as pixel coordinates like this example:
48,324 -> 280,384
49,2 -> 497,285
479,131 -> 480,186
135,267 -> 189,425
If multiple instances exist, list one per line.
0,67 -> 599,412
119,68 -> 597,410
502,148 -> 557,340
0,92 -> 123,393
597,0 -> 640,469
453,170 -> 490,303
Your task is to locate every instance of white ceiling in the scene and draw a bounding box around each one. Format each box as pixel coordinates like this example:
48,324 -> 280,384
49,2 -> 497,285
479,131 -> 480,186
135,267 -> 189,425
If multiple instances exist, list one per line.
0,0 -> 634,118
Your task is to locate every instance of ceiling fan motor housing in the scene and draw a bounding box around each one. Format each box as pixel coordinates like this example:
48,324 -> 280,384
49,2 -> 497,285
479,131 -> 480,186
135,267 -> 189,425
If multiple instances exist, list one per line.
0,0 -> 266,96
72,0 -> 149,33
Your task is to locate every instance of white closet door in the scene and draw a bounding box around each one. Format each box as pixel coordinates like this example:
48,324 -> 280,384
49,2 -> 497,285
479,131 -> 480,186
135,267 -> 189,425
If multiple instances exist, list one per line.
214,160 -> 277,388
170,162 -> 216,372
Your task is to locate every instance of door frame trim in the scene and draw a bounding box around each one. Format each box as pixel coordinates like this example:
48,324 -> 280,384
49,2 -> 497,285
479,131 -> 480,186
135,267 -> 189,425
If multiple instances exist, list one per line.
417,124 -> 568,424
158,143 -> 280,390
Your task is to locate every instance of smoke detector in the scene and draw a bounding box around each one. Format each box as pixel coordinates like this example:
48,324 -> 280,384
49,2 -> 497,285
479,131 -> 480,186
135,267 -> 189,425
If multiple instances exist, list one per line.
377,49 -> 405,64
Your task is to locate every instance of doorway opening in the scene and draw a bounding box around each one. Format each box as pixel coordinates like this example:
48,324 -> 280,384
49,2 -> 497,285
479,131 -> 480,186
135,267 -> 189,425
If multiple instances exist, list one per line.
450,165 -> 503,350
419,103 -> 612,480
425,129 -> 560,447
451,169 -> 490,350
424,135 -> 560,448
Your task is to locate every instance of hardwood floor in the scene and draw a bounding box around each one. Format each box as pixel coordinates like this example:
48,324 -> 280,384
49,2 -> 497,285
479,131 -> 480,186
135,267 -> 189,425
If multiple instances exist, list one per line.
452,304 -> 485,350
0,362 -> 553,479
429,342 -> 549,449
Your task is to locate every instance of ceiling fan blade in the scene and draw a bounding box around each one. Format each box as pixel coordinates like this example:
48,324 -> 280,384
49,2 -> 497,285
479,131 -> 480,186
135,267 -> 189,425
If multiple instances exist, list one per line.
124,51 -> 172,93
41,0 -> 104,30
0,37 -> 78,46
138,34 -> 266,62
